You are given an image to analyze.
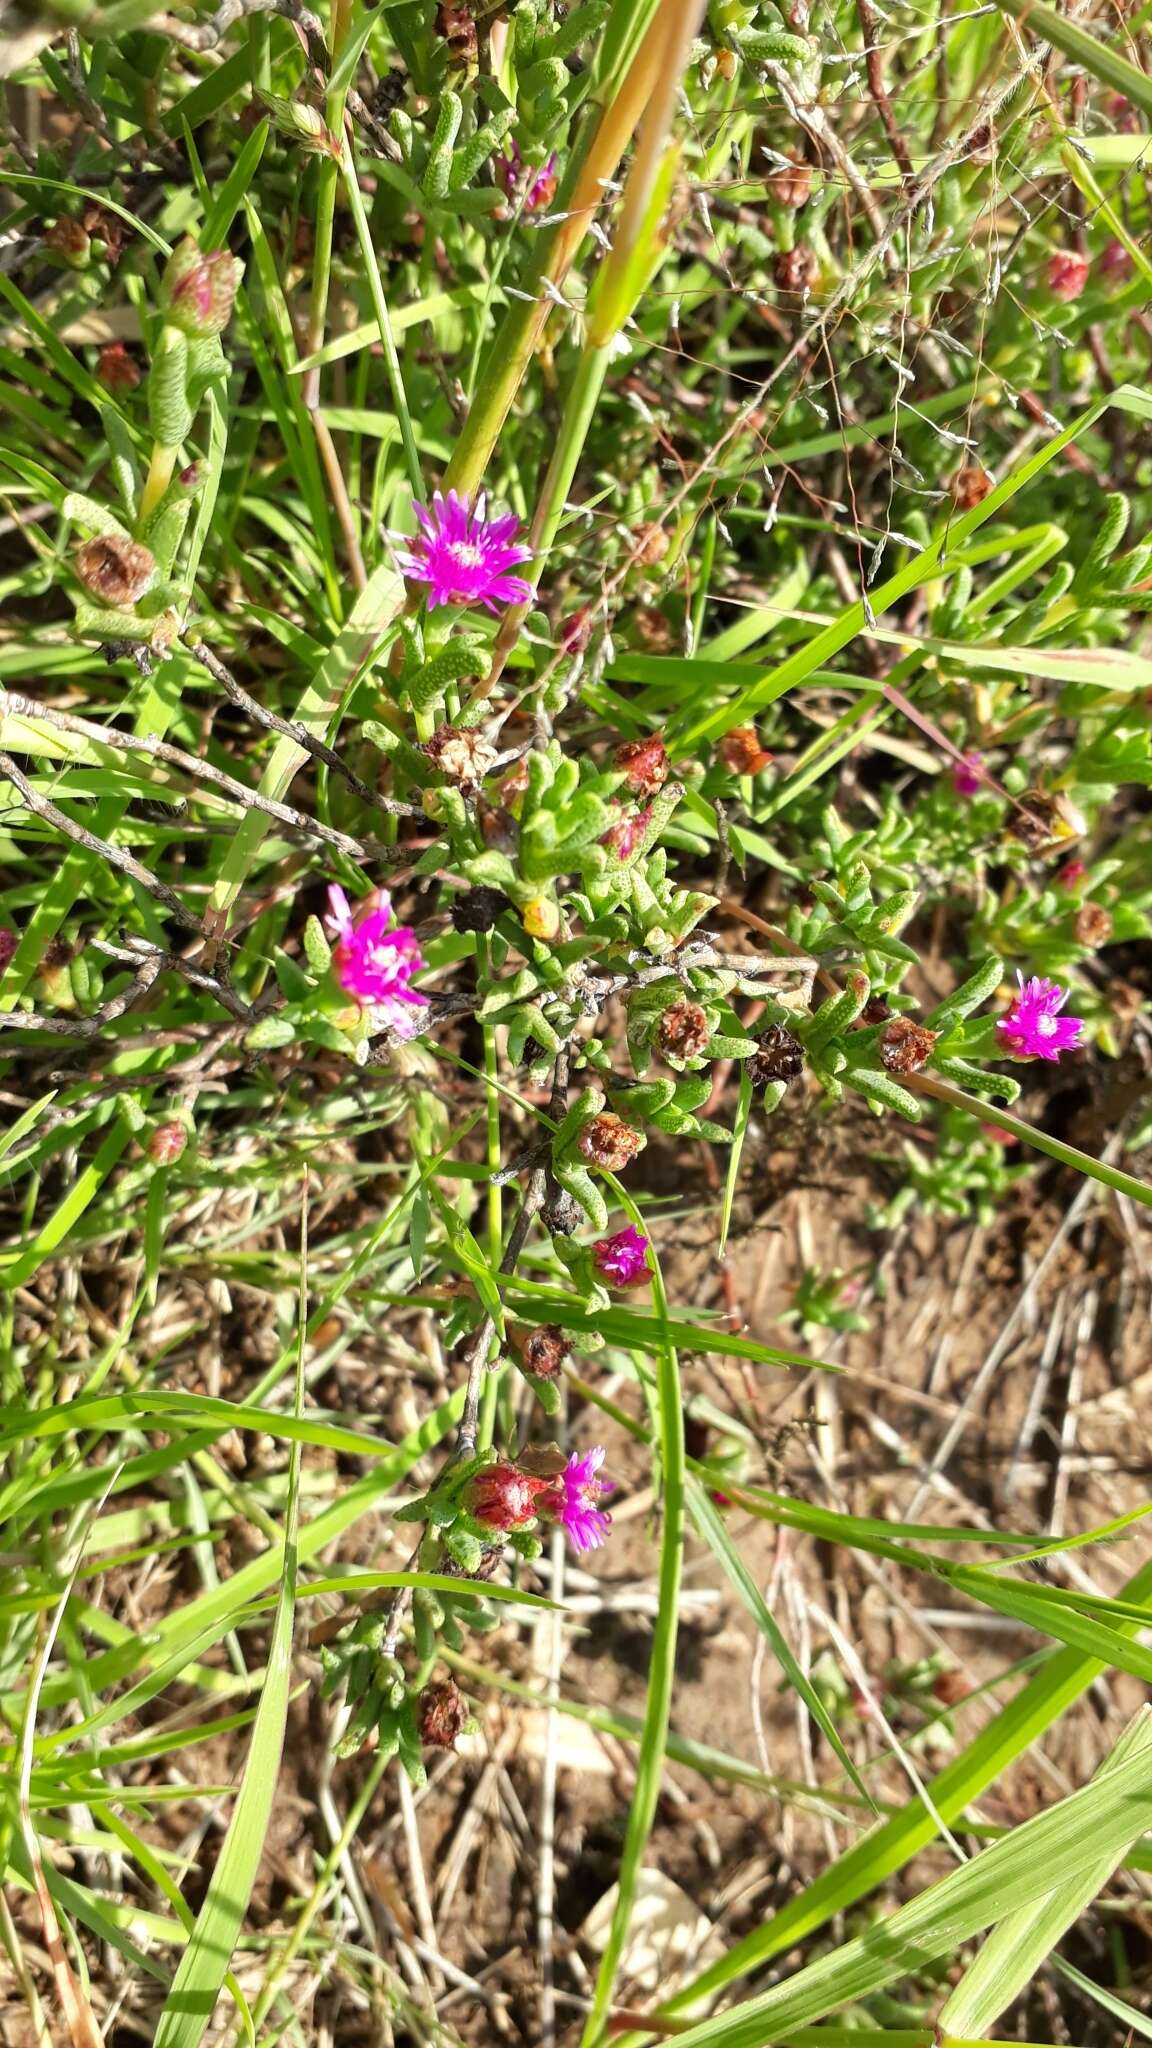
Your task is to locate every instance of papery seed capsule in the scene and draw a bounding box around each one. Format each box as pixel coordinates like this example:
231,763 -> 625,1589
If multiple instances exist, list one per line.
519,1325 -> 570,1380
719,725 -> 772,775
631,522 -> 669,567
952,465 -> 992,510
74,535 -> 156,608
418,1678 -> 470,1749
879,1017 -> 938,1073
577,1113 -> 646,1171
657,1000 -> 711,1062
774,245 -> 818,295
768,150 -> 812,208
97,341 -> 141,392
424,723 -> 497,793
1073,902 -> 1113,948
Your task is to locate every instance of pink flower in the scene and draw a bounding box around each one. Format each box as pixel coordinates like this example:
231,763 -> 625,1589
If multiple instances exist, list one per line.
996,973 -> 1084,1063
395,491 -> 533,612
952,750 -> 984,797
1057,859 -> 1086,889
546,1447 -> 612,1553
325,884 -> 428,1032
498,140 -> 559,212
600,805 -> 651,862
592,1224 -> 651,1286
1047,250 -> 1090,302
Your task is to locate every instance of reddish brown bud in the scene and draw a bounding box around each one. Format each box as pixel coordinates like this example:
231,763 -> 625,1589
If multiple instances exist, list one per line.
46,217 -> 91,269
1099,238 -> 1134,285
577,1112 -> 646,1171
768,151 -> 812,209
0,928 -> 17,974
656,1000 -> 711,1062
74,535 -> 156,608
1047,249 -> 1089,302
861,995 -> 892,1027
614,734 -> 668,797
160,236 -> 242,338
879,1017 -> 938,1074
931,1667 -> 972,1708
1073,902 -> 1113,948
747,1024 -> 804,1087
519,1325 -> 571,1381
148,1121 -> 187,1165
418,1678 -> 470,1749
96,341 -> 141,392
560,607 -> 594,656
463,1462 -> 545,1531
631,522 -> 669,567
424,723 -> 497,793
600,805 -> 651,862
718,725 -> 772,776
952,465 -> 992,510
774,245 -> 818,295
435,0 -> 478,65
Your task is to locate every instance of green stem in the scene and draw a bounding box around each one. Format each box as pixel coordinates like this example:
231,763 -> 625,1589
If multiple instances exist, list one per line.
139,442 -> 178,524
911,1074 -> 1152,1209
340,138 -> 423,499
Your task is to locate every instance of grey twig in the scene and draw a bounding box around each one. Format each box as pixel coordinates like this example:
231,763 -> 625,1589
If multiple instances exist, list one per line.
0,749 -> 204,933
0,690 -> 406,863
188,639 -> 421,825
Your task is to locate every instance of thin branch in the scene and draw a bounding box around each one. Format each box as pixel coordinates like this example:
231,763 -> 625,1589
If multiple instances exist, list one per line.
855,0 -> 915,183
187,639 -> 421,823
0,750 -> 204,933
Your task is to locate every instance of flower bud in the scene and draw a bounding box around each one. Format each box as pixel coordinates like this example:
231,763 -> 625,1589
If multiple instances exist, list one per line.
774,245 -> 818,295
463,1462 -> 544,1531
1046,249 -> 1089,302
768,150 -> 811,208
879,1017 -> 937,1074
74,535 -> 156,608
1099,238 -> 1134,285
0,928 -> 16,974
418,1678 -> 470,1749
148,1121 -> 188,1165
522,895 -> 561,941
577,1112 -> 646,1171
718,726 -> 772,776
46,218 -> 91,269
747,1024 -> 804,1087
614,734 -> 668,797
560,607 -> 593,656
952,465 -> 992,510
160,236 -> 242,339
451,885 -> 511,933
1073,902 -> 1113,948
657,1000 -> 710,1062
931,1667 -> 971,1707
97,341 -> 141,392
600,805 -> 650,862
1057,859 -> 1086,889
518,1325 -> 570,1381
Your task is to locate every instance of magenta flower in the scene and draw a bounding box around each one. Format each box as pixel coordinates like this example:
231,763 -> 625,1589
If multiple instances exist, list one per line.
395,491 -> 532,612
498,139 -> 559,212
325,884 -> 428,1034
592,1224 -> 651,1286
548,1446 -> 612,1553
952,751 -> 984,798
996,973 -> 1084,1063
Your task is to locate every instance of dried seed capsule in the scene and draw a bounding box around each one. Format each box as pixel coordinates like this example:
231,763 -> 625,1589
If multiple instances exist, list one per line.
747,1024 -> 804,1087
577,1112 -> 646,1171
768,150 -> 812,208
450,886 -> 511,933
952,465 -> 992,509
774,245 -> 818,295
718,725 -> 772,775
418,1678 -> 470,1749
424,723 -> 497,794
631,522 -> 669,566
1073,902 -> 1113,948
542,1186 -> 582,1236
74,536 -> 156,608
97,342 -> 141,392
879,1017 -> 938,1074
657,1000 -> 711,1062
519,1325 -> 570,1380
